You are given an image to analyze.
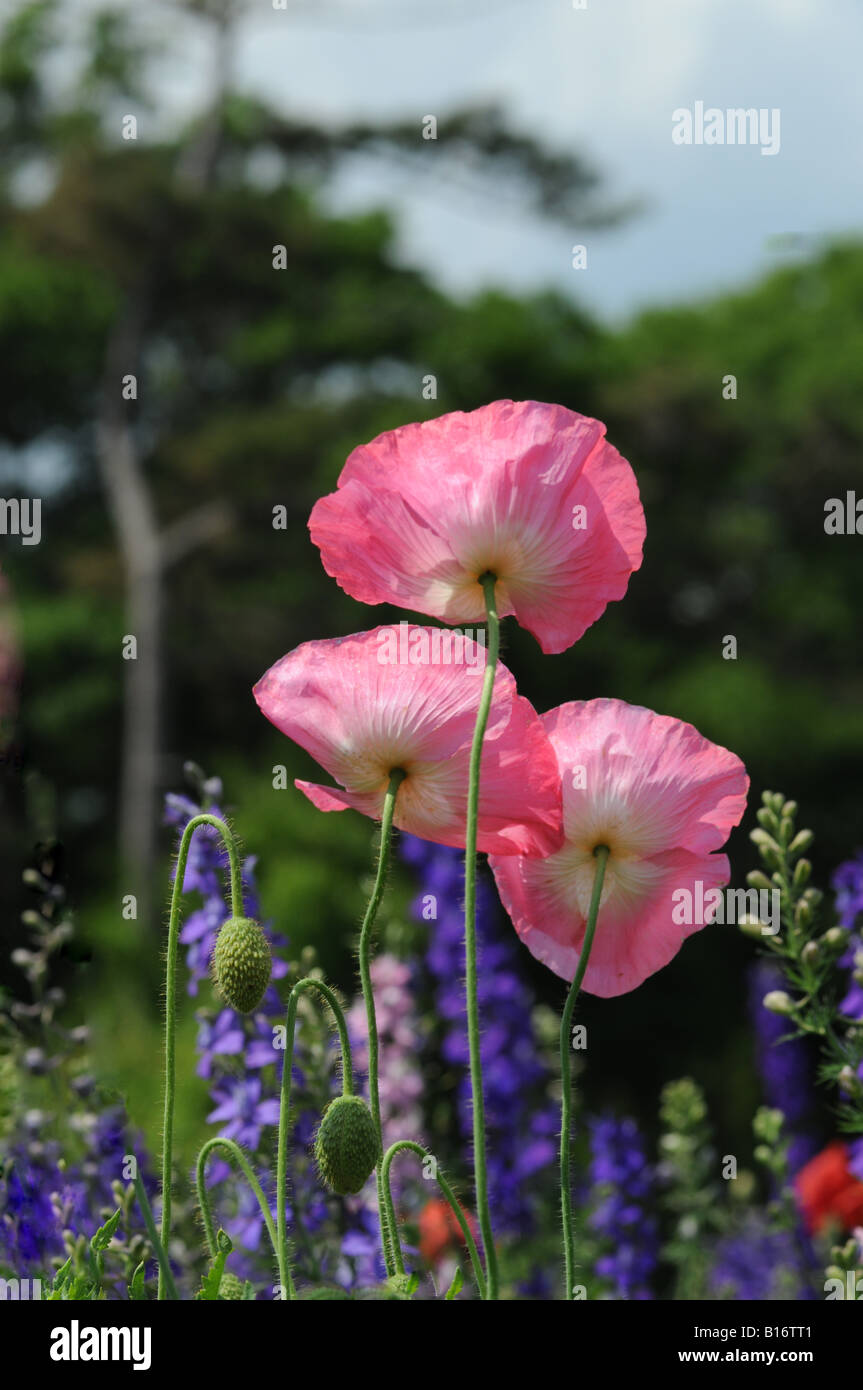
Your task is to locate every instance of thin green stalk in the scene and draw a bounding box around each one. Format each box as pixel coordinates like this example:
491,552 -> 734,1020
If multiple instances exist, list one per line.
560,843 -> 610,1300
357,769 -> 405,1275
463,571 -> 501,1298
159,813 -> 242,1300
133,1167 -> 178,1301
196,1136 -> 279,1265
276,976 -> 354,1300
380,1140 -> 487,1299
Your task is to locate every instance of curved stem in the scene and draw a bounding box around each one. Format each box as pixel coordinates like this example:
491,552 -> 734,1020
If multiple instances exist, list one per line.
380,1140 -> 487,1299
357,769 -> 405,1276
560,843 -> 609,1300
159,813 -> 243,1300
195,1136 -> 279,1265
276,975 -> 355,1300
462,572 -> 501,1298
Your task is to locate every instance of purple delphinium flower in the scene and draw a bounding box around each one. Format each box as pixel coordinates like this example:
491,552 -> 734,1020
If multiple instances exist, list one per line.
166,786 -> 286,1258
207,1077 -> 281,1151
710,1214 -> 816,1300
748,961 -> 818,1174
588,1114 -> 658,1299
347,954 -> 424,1150
343,953 -> 424,1286
0,1106 -> 153,1286
832,852 -> 863,1181
401,833 -> 556,1236
0,1154 -> 64,1273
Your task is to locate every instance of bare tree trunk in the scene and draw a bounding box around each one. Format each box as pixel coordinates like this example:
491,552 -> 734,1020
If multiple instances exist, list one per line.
96,302 -> 162,925
96,9 -> 235,924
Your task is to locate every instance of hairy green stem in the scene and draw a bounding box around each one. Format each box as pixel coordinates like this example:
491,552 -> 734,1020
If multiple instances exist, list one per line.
380,1140 -> 487,1299
357,769 -> 405,1275
560,843 -> 609,1300
196,1136 -> 279,1267
133,1167 -> 178,1301
276,975 -> 354,1299
462,572 -> 501,1298
159,813 -> 242,1300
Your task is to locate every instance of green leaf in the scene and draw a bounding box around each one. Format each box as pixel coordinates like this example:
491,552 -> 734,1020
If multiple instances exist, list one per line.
90,1207 -> 122,1254
386,1271 -> 420,1300
216,1228 -> 233,1256
198,1244 -> 229,1301
128,1261 -> 147,1301
444,1267 -> 464,1300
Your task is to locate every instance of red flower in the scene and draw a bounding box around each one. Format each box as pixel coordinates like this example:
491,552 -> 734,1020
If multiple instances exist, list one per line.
795,1141 -> 863,1233
418,1198 -> 475,1264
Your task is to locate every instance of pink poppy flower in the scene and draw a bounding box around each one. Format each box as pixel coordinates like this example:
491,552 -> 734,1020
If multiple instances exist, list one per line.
308,400 -> 645,655
488,698 -> 748,996
253,626 -> 563,857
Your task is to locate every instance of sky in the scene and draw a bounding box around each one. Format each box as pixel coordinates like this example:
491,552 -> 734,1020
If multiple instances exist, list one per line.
73,0 -> 863,322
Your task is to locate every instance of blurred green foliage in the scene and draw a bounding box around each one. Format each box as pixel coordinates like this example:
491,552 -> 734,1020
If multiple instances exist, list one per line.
0,1 -> 859,1153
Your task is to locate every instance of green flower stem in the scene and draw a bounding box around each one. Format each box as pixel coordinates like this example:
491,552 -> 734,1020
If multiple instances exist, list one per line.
196,1137 -> 280,1265
358,769 -> 405,1276
276,975 -> 355,1300
133,1166 -> 178,1301
380,1140 -> 487,1299
159,813 -> 242,1300
463,571 -> 502,1299
560,843 -> 610,1300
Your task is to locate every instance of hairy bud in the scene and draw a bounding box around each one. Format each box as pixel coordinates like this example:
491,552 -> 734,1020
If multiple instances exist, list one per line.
212,917 -> 271,1013
314,1094 -> 379,1196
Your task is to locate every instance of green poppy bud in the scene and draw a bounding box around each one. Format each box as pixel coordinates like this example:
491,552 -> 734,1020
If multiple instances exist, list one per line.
212,917 -> 271,1013
314,1094 -> 379,1195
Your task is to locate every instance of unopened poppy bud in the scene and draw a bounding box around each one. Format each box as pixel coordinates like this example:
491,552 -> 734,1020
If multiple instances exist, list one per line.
837,1066 -> 862,1098
756,807 -> 779,833
763,990 -> 795,1016
314,1094 -> 379,1196
738,915 -> 768,939
781,800 -> 797,820
212,917 -> 271,1013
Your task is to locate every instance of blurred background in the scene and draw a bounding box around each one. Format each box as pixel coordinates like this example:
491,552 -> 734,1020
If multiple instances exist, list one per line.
1,0 -> 862,1174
